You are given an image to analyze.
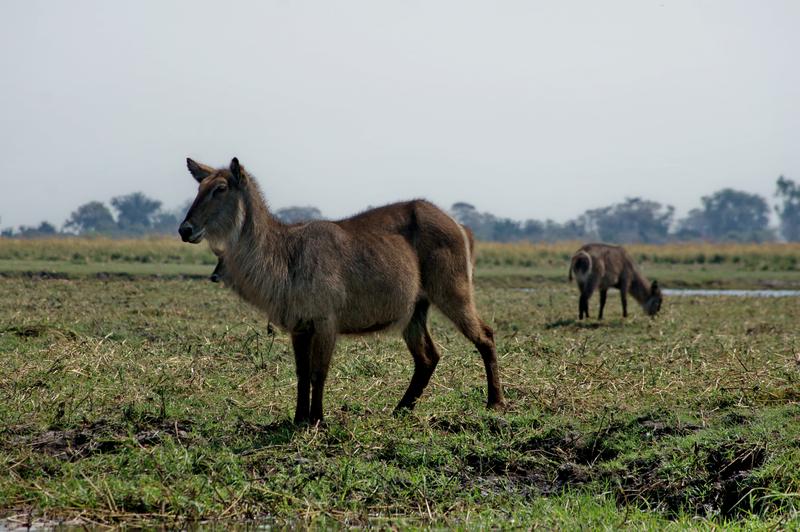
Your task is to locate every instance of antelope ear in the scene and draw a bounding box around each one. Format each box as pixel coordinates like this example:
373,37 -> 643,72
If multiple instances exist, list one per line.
187,158 -> 214,183
229,157 -> 244,186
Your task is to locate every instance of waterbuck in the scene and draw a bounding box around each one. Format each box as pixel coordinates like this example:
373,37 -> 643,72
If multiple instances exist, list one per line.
568,243 -> 663,320
179,157 -> 505,424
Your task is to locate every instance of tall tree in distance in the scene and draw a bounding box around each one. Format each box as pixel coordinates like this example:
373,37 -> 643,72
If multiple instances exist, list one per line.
111,192 -> 162,233
674,208 -> 710,240
16,221 -> 59,238
151,210 -> 181,235
775,176 -> 800,242
64,201 -> 116,234
581,197 -> 674,244
274,206 -> 324,224
451,202 -> 521,241
451,202 -> 488,239
697,188 -> 772,241
451,202 -> 587,242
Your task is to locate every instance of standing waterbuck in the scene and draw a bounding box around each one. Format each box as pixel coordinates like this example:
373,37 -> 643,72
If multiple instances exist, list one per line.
179,157 -> 505,424
569,243 -> 663,320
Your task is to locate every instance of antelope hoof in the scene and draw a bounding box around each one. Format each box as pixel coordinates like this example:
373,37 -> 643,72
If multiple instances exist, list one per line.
393,403 -> 414,416
487,399 -> 507,411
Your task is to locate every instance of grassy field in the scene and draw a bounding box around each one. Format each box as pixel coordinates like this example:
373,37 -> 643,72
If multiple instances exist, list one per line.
3,237 -> 800,271
1,238 -> 799,527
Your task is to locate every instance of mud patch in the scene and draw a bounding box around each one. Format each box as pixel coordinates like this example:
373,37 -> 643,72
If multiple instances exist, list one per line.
467,456 -> 593,499
632,415 -> 701,439
544,319 -> 603,330
462,426 -> 619,499
430,415 -> 516,435
3,325 -> 49,338
5,419 -> 196,461
518,427 -> 621,465
22,271 -> 71,280
609,440 -> 768,518
0,271 -> 209,281
745,323 -> 780,336
705,441 -> 767,516
430,416 -> 484,434
2,324 -> 77,340
466,417 -> 708,511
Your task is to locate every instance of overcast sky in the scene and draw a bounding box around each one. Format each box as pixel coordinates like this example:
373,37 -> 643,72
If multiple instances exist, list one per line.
1,0 -> 798,229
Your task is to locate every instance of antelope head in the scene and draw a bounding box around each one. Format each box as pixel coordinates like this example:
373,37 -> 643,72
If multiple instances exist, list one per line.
180,157 -> 246,247
644,280 -> 663,316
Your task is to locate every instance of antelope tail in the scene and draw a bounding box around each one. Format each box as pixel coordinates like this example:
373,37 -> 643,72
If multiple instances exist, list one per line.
458,224 -> 475,284
569,250 -> 592,281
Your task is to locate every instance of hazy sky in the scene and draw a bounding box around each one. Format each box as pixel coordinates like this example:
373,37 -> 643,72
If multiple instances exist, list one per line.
1,0 -> 798,229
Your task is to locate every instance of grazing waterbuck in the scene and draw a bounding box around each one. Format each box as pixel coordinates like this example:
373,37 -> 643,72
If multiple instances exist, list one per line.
179,157 -> 505,424
568,243 -> 663,320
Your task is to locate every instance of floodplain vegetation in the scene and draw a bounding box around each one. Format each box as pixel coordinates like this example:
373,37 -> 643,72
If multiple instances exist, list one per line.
0,238 -> 798,528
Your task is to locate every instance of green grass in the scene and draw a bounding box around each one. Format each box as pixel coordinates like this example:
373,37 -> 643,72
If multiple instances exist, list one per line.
3,237 -> 800,290
0,240 -> 799,527
4,237 -> 800,271
0,236 -> 217,264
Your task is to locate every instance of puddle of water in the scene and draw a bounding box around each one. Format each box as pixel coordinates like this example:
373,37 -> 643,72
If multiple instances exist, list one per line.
663,289 -> 800,298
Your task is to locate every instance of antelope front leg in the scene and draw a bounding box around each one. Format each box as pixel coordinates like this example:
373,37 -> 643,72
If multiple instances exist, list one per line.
579,292 -> 589,320
620,288 -> 629,318
598,289 -> 607,320
309,322 -> 337,425
291,331 -> 312,424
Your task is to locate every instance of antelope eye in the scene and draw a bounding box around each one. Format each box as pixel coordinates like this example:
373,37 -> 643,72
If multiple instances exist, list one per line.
212,185 -> 227,197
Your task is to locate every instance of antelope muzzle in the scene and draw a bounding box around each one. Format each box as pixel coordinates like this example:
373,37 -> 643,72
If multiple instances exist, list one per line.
178,221 -> 205,243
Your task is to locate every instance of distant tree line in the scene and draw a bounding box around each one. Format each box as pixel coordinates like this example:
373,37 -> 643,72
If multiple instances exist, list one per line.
2,192 -> 182,239
0,194 -> 324,239
451,178 -> 798,244
3,177 -> 800,243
